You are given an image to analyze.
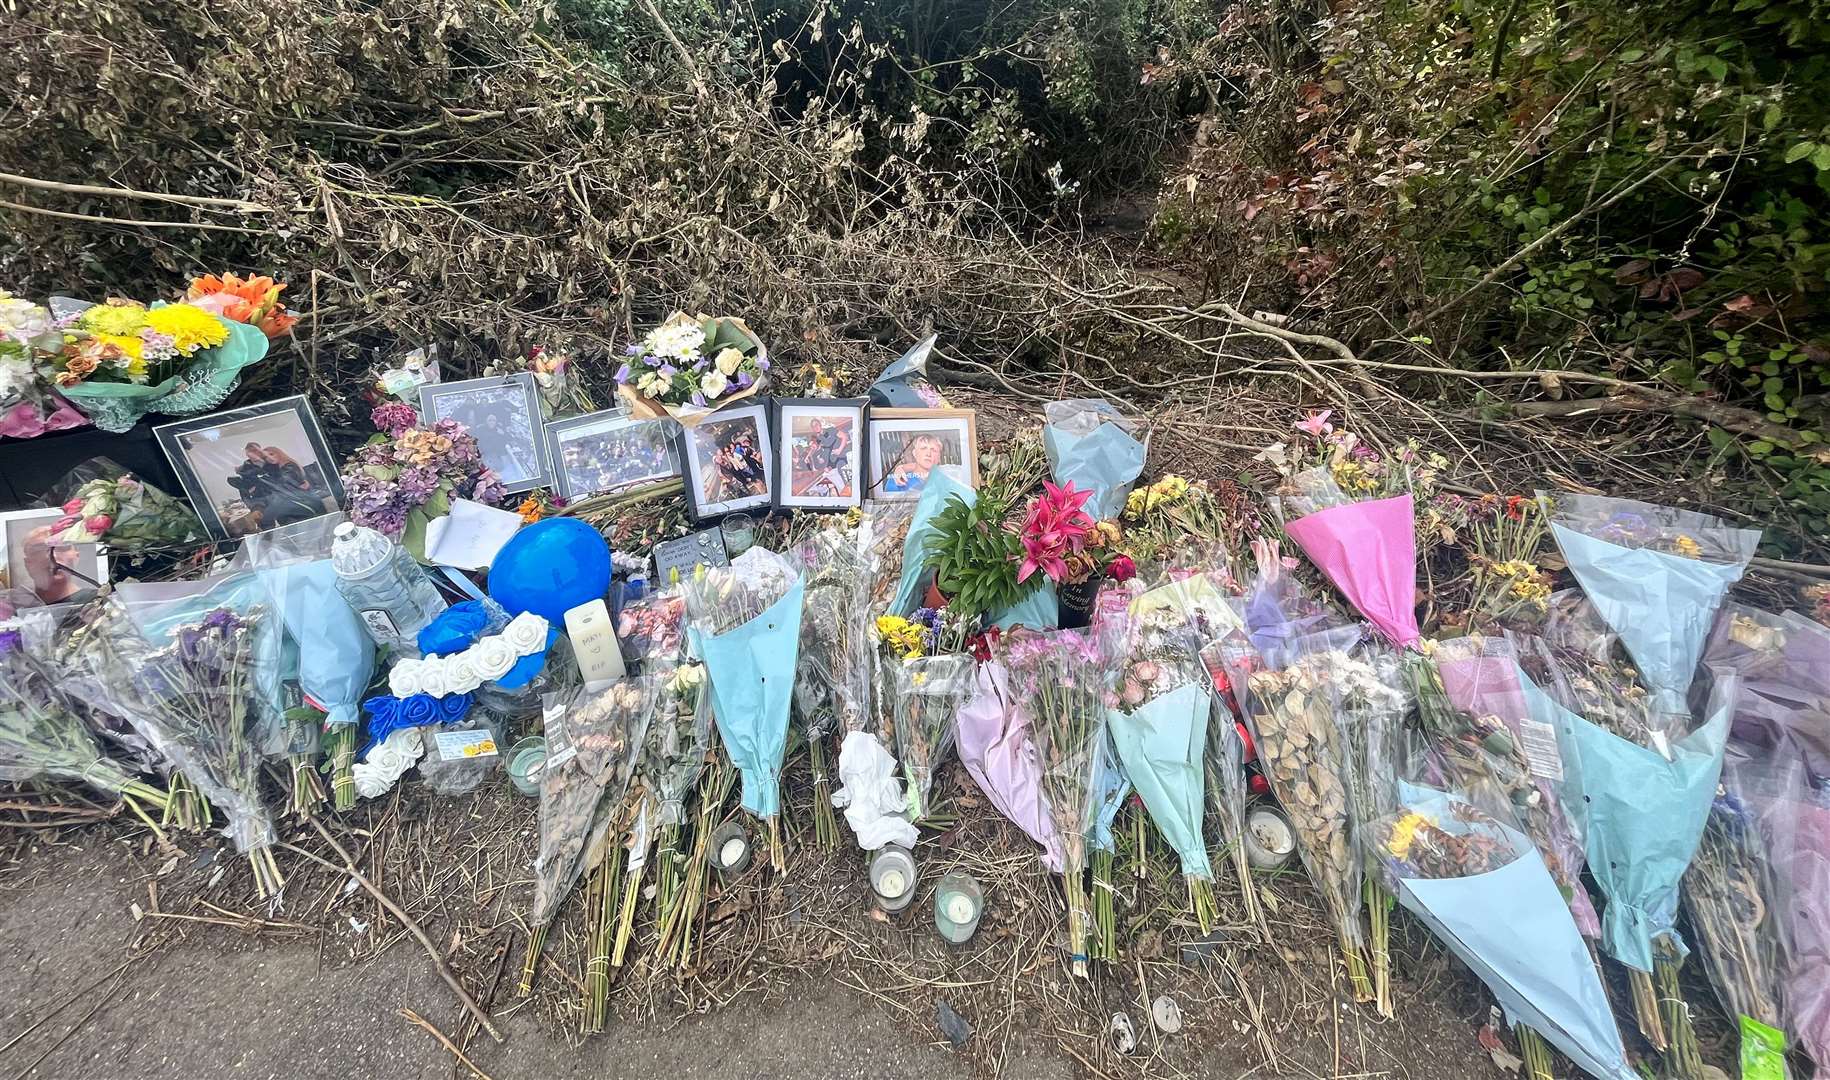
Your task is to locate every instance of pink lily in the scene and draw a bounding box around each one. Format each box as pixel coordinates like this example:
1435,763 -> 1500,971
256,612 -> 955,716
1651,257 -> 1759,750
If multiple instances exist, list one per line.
1295,409 -> 1333,436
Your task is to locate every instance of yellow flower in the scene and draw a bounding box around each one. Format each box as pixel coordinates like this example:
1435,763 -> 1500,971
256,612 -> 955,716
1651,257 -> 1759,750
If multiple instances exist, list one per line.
875,615 -> 926,659
1124,488 -> 1147,520
1151,475 -> 1189,500
1386,812 -> 1429,858
143,304 -> 229,355
77,302 -> 149,336
1673,534 -> 1702,558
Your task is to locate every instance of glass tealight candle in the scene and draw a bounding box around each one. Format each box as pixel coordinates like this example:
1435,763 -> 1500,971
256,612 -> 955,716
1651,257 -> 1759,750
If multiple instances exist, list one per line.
934,871 -> 983,944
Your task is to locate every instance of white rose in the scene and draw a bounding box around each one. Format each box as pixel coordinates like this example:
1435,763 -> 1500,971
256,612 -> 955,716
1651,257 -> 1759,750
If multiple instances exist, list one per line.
714,347 -> 743,376
388,659 -> 425,698
470,636 -> 519,682
352,762 -> 393,799
503,612 -> 549,655
700,370 -> 728,398
444,655 -> 484,694
416,659 -> 451,698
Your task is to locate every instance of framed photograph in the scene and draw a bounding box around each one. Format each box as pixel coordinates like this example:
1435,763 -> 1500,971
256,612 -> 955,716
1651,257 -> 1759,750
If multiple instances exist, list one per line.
0,508 -> 108,604
772,397 -> 866,510
155,395 -> 343,540
675,400 -> 775,520
418,373 -> 550,494
866,408 -> 979,501
544,408 -> 678,500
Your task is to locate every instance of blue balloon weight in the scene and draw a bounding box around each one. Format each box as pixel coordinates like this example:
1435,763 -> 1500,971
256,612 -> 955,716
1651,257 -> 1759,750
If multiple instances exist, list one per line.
487,518 -> 612,624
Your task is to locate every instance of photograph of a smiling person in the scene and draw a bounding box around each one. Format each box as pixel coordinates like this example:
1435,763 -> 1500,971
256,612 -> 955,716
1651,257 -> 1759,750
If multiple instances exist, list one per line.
866,408 -> 978,501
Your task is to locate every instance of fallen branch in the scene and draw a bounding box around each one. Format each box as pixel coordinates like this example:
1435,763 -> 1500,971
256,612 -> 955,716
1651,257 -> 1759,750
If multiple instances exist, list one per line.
1507,393 -> 1830,460
400,1007 -> 499,1080
0,170 -> 271,213
1,198 -> 269,234
283,819 -> 506,1043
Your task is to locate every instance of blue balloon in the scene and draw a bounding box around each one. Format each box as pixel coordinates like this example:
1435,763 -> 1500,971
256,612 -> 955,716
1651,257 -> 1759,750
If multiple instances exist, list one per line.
487,518 -> 612,624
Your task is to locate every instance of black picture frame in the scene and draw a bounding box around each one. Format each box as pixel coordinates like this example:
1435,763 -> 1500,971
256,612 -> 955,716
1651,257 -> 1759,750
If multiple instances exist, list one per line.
417,372 -> 551,495
673,399 -> 775,521
542,407 -> 679,501
770,397 -> 867,511
153,395 -> 344,541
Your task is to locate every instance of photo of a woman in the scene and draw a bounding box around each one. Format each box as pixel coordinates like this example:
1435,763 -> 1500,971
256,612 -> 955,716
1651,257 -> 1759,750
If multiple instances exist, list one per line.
156,396 -> 344,539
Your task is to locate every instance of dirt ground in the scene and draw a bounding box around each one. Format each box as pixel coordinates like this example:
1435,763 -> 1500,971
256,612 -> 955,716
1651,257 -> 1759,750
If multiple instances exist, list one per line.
0,793 -> 1522,1080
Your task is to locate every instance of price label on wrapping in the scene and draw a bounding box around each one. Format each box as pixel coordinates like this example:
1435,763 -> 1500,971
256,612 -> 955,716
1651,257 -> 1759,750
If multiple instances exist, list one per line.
1515,719 -> 1565,782
542,700 -> 577,769
434,729 -> 499,761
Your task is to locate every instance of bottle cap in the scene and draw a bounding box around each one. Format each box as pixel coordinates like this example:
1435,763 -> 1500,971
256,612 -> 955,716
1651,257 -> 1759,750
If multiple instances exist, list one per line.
330,521 -> 394,579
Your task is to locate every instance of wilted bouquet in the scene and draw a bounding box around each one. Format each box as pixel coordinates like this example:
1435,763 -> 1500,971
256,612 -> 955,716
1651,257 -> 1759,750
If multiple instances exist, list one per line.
0,625 -> 169,813
341,414 -> 507,557
76,605 -> 285,897
1246,642 -> 1390,1001
789,521 -> 876,844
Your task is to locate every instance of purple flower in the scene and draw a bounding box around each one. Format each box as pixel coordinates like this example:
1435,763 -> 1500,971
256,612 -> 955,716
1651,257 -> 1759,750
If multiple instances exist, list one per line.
757,356 -> 771,372
370,402 -> 419,436
623,344 -> 641,357
614,363 -> 631,383
690,392 -> 707,407
736,371 -> 753,389
658,363 -> 678,379
0,629 -> 22,655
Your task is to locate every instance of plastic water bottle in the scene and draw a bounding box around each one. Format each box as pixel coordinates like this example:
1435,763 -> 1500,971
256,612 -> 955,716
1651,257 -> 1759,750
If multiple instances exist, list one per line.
330,521 -> 447,653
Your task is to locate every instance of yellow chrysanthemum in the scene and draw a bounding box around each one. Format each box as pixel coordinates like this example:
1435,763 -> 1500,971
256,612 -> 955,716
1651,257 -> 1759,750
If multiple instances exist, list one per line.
1151,475 -> 1189,500
1673,534 -> 1702,558
77,303 -> 149,336
143,303 -> 229,355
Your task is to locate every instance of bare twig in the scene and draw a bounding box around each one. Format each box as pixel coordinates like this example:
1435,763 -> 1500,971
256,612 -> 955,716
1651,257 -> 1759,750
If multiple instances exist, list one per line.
0,170 -> 271,212
283,821 -> 505,1043
400,1008 -> 498,1080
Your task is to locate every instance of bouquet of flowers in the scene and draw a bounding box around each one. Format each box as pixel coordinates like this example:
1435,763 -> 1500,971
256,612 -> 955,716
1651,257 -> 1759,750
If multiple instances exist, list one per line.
788,521 -> 876,845
1106,603 -> 1220,931
1366,792 -> 1635,1080
1002,622 -> 1124,977
614,313 -> 769,420
1463,495 -> 1554,628
1544,492 -> 1760,718
615,589 -> 688,670
1261,413 -> 1446,647
485,345 -> 589,419
0,290 -> 86,438
72,602 -> 285,897
608,664 -> 708,969
0,620 -> 169,815
44,273 -> 289,431
882,606 -> 975,821
518,676 -> 654,1018
682,547 -> 803,870
41,460 -> 205,552
1238,629 -> 1382,1001
341,411 -> 508,558
1516,650 -> 1735,1069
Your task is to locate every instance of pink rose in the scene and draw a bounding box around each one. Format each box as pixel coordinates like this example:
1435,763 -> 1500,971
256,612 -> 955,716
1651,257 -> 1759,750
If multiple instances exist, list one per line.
53,515 -> 80,534
84,514 -> 113,535
62,498 -> 84,515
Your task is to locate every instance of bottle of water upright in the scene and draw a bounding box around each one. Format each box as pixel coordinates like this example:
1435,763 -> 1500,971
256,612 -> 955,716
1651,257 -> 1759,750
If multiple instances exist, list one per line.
330,521 -> 448,654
